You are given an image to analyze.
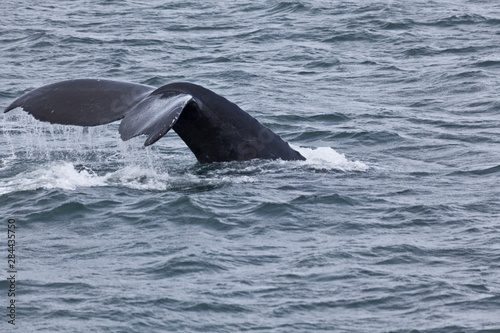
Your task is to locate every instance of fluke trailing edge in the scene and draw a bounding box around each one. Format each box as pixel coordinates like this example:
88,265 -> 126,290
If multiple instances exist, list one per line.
4,79 -> 305,163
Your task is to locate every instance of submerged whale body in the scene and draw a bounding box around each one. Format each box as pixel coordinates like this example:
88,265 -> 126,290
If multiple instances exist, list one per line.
4,79 -> 305,163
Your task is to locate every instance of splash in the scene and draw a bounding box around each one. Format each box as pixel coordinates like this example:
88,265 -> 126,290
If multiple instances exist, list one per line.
1,112 -> 367,196
0,161 -> 171,195
105,165 -> 171,191
0,160 -> 258,195
294,146 -> 369,172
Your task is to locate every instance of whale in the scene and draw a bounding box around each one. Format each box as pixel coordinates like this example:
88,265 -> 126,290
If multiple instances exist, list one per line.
4,79 -> 305,163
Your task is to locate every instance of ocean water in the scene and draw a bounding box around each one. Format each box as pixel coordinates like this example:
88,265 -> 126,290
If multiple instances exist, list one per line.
1,1 -> 500,332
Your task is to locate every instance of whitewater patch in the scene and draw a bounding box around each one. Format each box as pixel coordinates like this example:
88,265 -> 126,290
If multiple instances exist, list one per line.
294,146 -> 369,172
0,160 -> 259,195
0,145 -> 367,195
0,162 -> 170,195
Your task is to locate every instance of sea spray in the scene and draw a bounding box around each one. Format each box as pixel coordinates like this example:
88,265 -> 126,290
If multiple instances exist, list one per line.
295,146 -> 368,172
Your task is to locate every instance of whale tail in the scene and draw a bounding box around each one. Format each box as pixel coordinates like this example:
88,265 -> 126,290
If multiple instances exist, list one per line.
4,79 -> 305,163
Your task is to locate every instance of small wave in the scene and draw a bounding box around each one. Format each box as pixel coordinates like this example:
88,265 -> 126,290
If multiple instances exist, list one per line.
404,46 -> 437,57
380,20 -> 415,30
272,113 -> 350,124
432,14 -> 488,27
291,193 -> 358,206
473,60 -> 500,68
268,1 -> 307,15
449,165 -> 500,176
322,31 -> 381,43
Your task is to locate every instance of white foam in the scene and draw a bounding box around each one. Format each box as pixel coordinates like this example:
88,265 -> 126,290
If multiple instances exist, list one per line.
0,149 -> 366,195
0,161 -> 172,195
1,112 -> 368,195
0,162 -> 102,195
294,146 -> 369,172
105,165 -> 171,191
214,175 -> 257,185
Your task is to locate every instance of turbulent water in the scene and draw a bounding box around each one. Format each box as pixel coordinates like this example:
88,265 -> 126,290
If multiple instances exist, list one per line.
1,1 -> 500,332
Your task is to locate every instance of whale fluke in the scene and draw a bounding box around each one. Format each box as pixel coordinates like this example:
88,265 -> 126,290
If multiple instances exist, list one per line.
4,79 -> 305,163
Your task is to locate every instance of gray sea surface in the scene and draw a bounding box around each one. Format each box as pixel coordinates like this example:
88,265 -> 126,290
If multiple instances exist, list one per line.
1,1 -> 499,332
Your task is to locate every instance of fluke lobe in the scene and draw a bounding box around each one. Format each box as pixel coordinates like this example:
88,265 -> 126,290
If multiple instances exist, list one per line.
4,79 -> 305,163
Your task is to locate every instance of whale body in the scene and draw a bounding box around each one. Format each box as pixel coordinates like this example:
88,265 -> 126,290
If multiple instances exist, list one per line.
4,79 -> 305,163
